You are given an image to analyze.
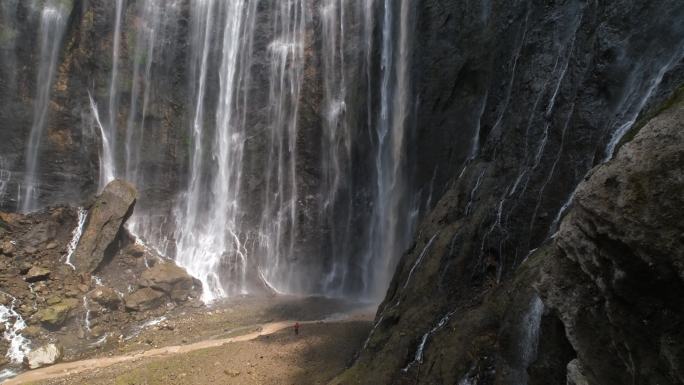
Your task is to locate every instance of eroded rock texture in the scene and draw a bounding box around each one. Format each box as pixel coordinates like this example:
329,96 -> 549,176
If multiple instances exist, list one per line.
73,179 -> 136,274
538,98 -> 684,385
337,0 -> 684,383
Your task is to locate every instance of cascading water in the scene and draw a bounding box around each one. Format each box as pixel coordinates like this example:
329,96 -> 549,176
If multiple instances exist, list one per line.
123,0 -> 162,185
0,294 -> 30,365
256,0 -> 307,294
364,0 -> 415,299
173,0 -> 259,301
0,157 -> 10,202
9,0 -> 418,303
317,0 -> 376,296
20,1 -> 70,212
64,208 -> 88,270
82,296 -> 91,333
511,295 -> 545,385
318,0 -> 352,294
98,0 -> 125,190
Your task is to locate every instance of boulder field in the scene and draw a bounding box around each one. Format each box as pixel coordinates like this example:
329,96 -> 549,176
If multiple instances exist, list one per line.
0,180 -> 201,370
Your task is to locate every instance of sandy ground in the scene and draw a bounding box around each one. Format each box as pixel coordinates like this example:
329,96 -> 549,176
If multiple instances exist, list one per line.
4,296 -> 374,385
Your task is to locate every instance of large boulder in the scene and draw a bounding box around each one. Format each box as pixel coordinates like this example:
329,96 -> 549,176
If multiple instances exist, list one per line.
26,344 -> 62,369
24,266 -> 51,283
87,287 -> 122,310
36,299 -> 79,329
139,262 -> 200,302
124,288 -> 166,312
73,180 -> 137,274
0,240 -> 15,256
538,100 -> 684,385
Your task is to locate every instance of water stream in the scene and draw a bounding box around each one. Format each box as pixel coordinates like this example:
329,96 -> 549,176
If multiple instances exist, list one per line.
20,1 -> 70,212
11,0 -> 416,303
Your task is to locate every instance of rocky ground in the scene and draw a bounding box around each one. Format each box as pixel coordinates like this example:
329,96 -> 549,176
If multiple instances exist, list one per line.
0,179 -> 373,383
0,181 -> 205,376
0,176 -> 374,385
28,320 -> 372,385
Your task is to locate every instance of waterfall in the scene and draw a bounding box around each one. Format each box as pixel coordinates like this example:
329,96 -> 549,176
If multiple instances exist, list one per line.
503,295 -> 545,385
362,0 -> 415,299
603,42 -> 684,161
88,92 -> 115,190
401,309 -> 457,372
0,157 -> 10,203
124,0 -> 162,184
173,0 -> 259,301
82,296 -> 91,333
98,0 -> 125,190
20,1 -> 69,212
256,0 -> 307,294
318,0 -> 353,294
0,294 -> 30,365
64,208 -> 88,270
7,0 -> 419,303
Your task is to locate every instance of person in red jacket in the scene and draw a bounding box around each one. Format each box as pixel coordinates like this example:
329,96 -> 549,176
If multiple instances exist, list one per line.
294,322 -> 300,336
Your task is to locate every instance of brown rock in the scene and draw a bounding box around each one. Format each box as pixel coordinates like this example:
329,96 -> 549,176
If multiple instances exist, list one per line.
0,240 -> 15,256
22,220 -> 57,248
139,262 -> 200,302
73,180 -> 137,274
124,288 -> 165,312
25,266 -> 51,283
36,299 -> 78,328
23,325 -> 42,338
87,287 -> 122,310
0,292 -> 11,306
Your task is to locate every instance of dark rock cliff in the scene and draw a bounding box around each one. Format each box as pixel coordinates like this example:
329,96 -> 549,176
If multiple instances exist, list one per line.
1,0 -> 683,382
336,0 -> 684,384
538,96 -> 684,385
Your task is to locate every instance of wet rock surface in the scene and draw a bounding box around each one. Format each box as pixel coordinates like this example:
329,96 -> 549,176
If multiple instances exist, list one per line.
338,74 -> 684,385
124,288 -> 166,313
138,262 -> 200,303
0,185 -> 201,375
87,287 -> 122,311
36,299 -> 78,329
73,180 -> 137,274
537,99 -> 684,385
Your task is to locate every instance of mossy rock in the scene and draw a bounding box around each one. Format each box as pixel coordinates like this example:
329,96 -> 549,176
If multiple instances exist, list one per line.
37,299 -> 79,328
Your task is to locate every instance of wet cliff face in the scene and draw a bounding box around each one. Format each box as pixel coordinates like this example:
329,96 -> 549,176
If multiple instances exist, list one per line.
2,1 -> 684,382
538,96 -> 684,385
338,0 -> 684,384
0,0 -> 188,213
0,0 -> 416,299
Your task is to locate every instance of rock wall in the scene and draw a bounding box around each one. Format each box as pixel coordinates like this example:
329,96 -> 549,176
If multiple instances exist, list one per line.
537,95 -> 684,385
0,0 -> 395,296
337,0 -> 684,383
0,181 -> 201,372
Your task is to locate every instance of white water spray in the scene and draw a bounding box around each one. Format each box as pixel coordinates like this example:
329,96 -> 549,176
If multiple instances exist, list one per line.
0,294 -> 30,364
64,208 -> 88,270
20,1 -> 70,212
82,296 -> 91,333
174,0 -> 259,302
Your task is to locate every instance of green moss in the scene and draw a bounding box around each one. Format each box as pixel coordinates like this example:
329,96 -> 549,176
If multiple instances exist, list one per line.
37,299 -> 79,328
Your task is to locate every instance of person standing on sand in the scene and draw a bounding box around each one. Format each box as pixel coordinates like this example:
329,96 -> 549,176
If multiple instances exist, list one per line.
294,322 -> 300,336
